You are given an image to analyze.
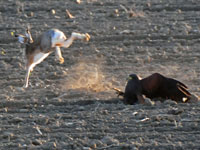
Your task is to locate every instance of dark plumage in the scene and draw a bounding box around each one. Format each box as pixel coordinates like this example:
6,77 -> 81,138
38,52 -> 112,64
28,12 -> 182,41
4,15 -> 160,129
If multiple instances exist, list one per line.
114,73 -> 191,105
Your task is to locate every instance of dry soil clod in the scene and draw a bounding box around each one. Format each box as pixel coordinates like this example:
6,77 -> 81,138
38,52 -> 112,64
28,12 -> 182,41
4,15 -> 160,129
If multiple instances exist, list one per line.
66,9 -> 75,19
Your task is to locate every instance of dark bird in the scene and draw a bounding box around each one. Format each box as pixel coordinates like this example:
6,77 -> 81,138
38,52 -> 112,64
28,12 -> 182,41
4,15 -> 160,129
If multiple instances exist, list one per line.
114,73 -> 192,105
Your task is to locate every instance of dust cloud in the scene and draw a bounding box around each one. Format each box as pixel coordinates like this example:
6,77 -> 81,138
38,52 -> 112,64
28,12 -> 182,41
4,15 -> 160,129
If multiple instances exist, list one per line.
62,58 -> 114,92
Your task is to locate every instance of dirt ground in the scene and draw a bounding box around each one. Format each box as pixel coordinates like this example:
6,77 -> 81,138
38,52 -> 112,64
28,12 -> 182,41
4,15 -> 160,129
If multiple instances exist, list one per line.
0,0 -> 200,149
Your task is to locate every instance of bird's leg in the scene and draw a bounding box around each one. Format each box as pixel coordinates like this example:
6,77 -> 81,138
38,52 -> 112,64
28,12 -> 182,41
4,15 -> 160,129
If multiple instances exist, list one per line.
55,47 -> 64,64
24,65 -> 33,88
59,32 -> 90,48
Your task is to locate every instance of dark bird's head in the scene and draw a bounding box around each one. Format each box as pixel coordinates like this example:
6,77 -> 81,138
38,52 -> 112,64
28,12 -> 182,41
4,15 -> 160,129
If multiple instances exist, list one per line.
123,74 -> 143,104
127,74 -> 141,81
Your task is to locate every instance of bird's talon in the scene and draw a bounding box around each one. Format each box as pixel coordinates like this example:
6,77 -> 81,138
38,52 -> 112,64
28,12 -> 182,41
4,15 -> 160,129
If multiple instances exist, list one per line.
84,33 -> 90,42
23,84 -> 28,88
59,57 -> 64,64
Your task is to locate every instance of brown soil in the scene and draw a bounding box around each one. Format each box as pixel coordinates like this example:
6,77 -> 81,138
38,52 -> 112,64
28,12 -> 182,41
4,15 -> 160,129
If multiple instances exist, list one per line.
0,0 -> 200,149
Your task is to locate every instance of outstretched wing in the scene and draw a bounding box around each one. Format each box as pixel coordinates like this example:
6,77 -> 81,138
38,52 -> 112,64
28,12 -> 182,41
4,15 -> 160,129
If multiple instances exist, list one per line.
140,73 -> 164,98
164,78 -> 191,102
177,82 -> 191,97
141,73 -> 191,102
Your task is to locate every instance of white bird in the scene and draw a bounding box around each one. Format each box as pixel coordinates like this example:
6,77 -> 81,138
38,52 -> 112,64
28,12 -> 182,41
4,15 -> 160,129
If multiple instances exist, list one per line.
15,28 -> 90,88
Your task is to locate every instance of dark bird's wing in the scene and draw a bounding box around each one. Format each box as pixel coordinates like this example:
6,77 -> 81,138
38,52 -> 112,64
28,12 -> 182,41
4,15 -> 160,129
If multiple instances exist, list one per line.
140,73 -> 164,99
141,73 -> 191,102
177,83 -> 191,98
164,78 -> 191,102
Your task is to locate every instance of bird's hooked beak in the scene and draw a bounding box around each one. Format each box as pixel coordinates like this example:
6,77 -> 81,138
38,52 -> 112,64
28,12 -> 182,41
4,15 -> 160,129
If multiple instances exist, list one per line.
126,76 -> 132,81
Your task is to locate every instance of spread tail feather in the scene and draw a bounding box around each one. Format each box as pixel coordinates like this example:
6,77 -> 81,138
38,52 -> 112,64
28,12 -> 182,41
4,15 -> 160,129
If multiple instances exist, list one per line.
177,83 -> 191,97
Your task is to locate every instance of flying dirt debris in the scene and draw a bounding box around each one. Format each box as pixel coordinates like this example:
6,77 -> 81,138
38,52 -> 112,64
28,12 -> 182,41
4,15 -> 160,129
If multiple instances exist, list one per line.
62,61 -> 113,92
15,28 -> 90,88
114,73 -> 193,105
